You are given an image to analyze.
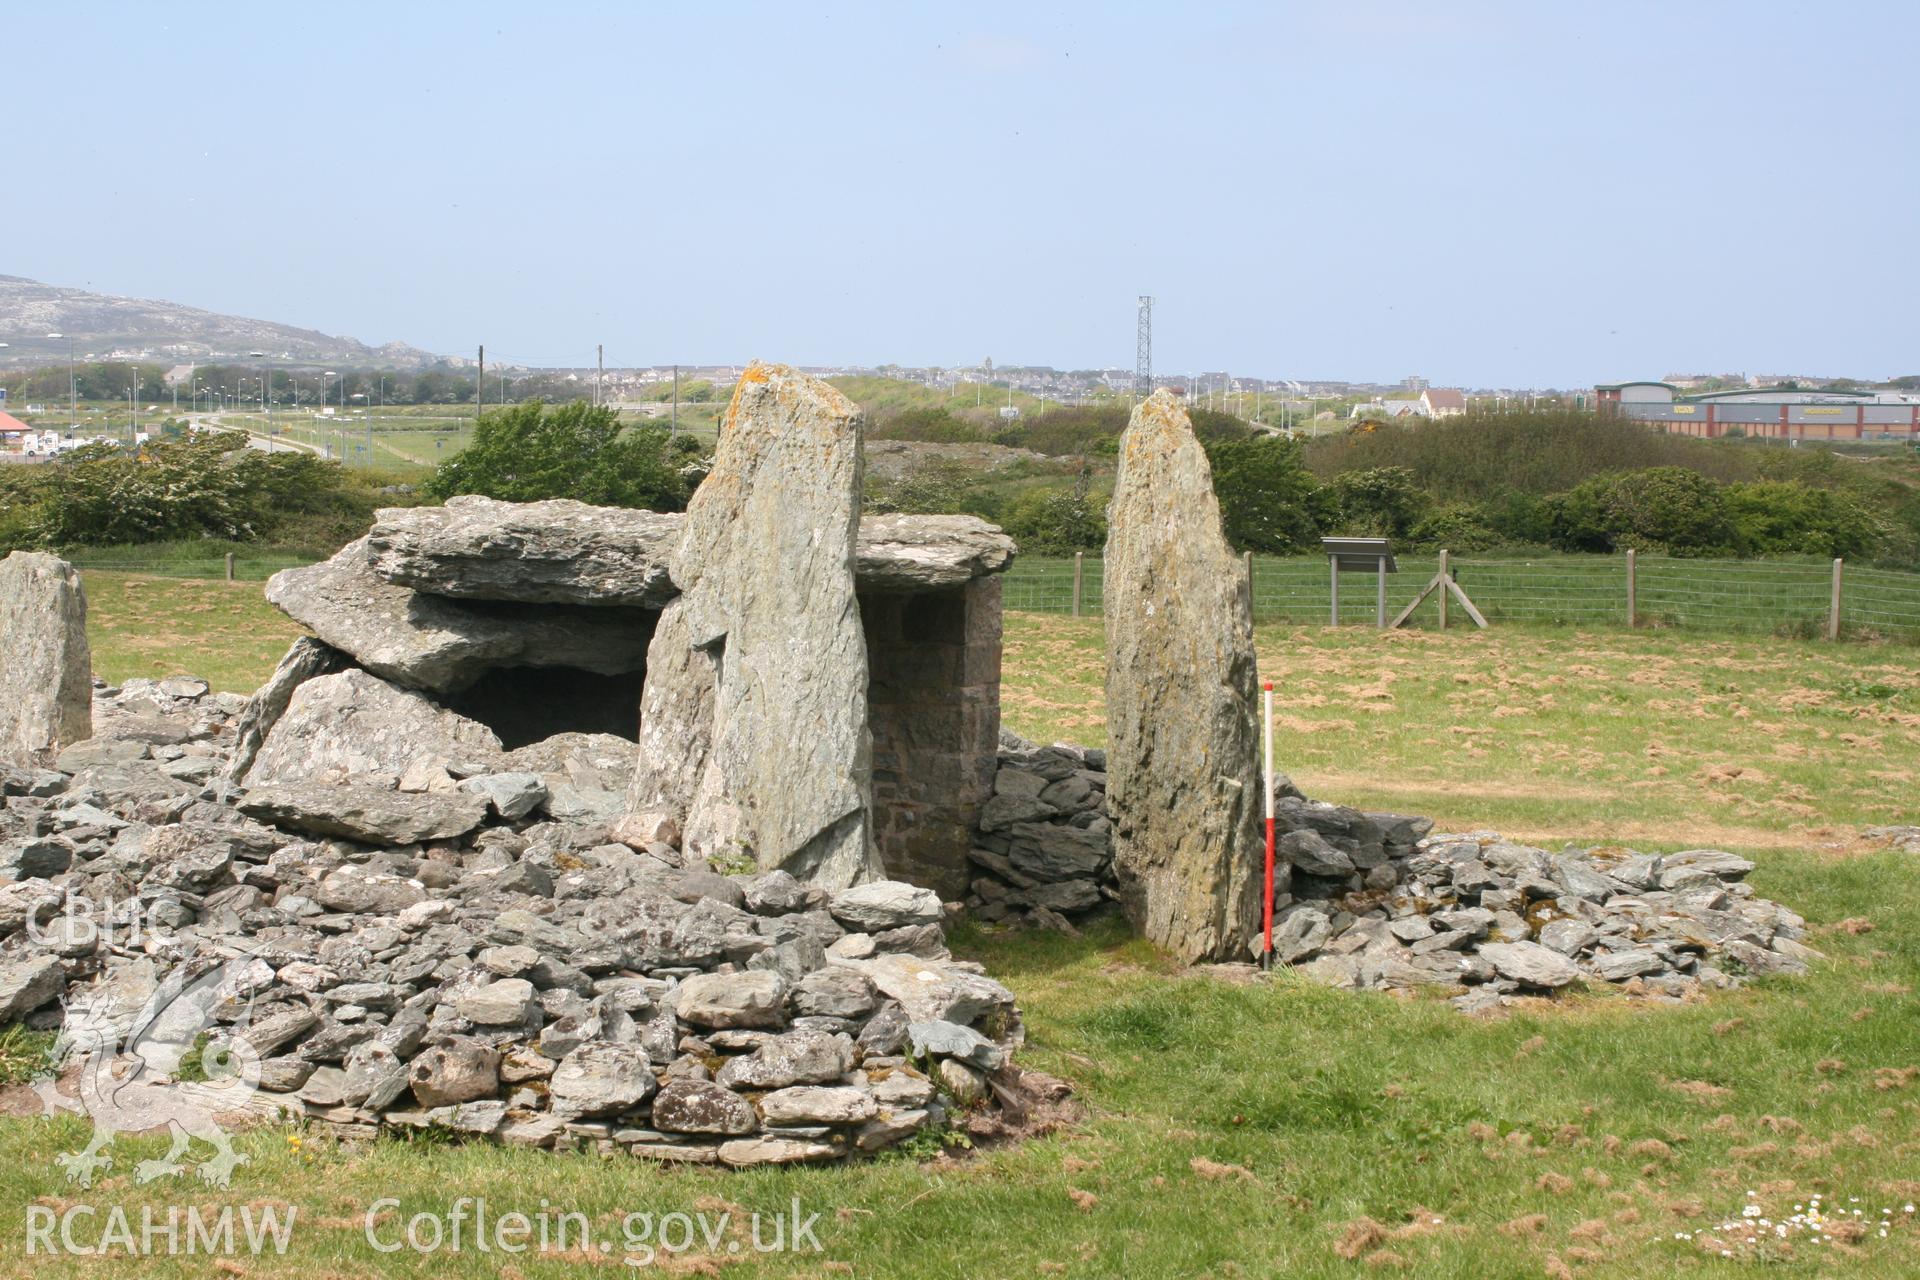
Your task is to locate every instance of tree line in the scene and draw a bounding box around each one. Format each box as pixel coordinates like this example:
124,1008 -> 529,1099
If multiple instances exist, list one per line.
0,361 -> 601,409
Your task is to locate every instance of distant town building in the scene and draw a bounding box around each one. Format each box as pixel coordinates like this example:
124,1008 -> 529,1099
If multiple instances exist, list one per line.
1351,398 -> 1426,420
1595,381 -> 1920,440
1349,388 -> 1467,421
1400,375 -> 1429,392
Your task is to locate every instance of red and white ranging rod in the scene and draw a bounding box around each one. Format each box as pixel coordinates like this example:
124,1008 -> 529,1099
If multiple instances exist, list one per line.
1262,678 -> 1275,968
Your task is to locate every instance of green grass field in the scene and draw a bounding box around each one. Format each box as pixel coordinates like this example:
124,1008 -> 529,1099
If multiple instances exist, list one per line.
1,590 -> 1916,1276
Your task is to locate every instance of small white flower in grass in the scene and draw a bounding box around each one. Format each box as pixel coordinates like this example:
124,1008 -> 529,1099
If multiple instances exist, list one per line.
1906,1204 -> 1916,1214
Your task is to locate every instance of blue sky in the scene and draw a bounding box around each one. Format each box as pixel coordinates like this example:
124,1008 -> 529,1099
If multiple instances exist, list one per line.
6,1 -> 1915,386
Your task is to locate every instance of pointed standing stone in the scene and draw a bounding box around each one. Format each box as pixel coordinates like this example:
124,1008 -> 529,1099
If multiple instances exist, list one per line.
670,362 -> 880,889
0,552 -> 92,766
1103,390 -> 1262,962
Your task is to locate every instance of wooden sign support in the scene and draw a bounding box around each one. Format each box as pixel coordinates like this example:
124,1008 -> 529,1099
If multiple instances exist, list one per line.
1389,549 -> 1488,630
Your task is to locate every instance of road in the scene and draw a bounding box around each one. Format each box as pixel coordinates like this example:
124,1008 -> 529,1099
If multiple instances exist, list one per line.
195,413 -> 436,466
192,412 -> 326,457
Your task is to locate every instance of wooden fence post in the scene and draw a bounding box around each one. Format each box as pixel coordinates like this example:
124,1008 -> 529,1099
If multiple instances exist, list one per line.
1437,549 -> 1450,630
224,552 -> 235,583
1071,552 -> 1084,618
1625,549 -> 1637,628
1829,557 -> 1843,641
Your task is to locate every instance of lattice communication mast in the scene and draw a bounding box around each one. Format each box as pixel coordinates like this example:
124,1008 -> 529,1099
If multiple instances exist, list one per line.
1136,296 -> 1153,394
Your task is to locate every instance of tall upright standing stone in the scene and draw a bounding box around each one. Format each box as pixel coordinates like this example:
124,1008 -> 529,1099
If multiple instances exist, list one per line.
1103,390 -> 1262,962
0,552 -> 92,765
668,362 -> 881,889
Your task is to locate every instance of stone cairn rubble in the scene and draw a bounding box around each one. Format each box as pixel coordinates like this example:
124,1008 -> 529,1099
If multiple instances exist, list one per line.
968,731 -> 1818,1012
0,366 -> 1066,1167
0,680 -> 1045,1162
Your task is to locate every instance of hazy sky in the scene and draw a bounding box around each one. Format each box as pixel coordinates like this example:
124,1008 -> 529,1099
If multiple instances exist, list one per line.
7,1 -> 1915,386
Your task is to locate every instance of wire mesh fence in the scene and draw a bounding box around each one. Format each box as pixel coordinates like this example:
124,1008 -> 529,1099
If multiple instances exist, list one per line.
1003,553 -> 1920,641
65,548 -> 1920,641
63,555 -> 310,582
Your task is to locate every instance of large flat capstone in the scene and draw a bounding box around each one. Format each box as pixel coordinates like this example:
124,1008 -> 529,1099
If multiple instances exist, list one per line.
1102,390 -> 1263,963
366,497 -> 1014,604
264,537 -> 654,693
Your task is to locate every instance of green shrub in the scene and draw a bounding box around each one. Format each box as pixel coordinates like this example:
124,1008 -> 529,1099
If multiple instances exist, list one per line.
421,400 -> 688,510
1303,408 -> 1755,500
1327,466 -> 1426,538
1001,482 -> 1107,554
1548,467 -> 1735,556
864,463 -> 995,517
1203,434 -> 1326,553
1407,503 -> 1502,552
13,435 -> 380,551
1009,405 -> 1126,458
869,407 -> 991,445
1723,481 -> 1883,558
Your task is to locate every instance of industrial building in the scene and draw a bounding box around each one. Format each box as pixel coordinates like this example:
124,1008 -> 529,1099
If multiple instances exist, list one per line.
1595,381 -> 1920,440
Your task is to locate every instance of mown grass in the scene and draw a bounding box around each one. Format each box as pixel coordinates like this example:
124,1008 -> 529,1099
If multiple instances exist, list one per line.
81,571 -> 303,692
3,608 -> 1914,1276
1004,614 -> 1920,848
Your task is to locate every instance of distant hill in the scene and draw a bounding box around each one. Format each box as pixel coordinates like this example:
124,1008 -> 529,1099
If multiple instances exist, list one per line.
0,275 -> 445,369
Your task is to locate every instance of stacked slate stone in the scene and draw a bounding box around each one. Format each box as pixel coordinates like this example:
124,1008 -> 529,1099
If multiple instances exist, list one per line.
970,736 -> 1818,1014
1864,825 -> 1920,854
966,733 -> 1115,930
0,680 -> 1031,1166
1276,824 -> 1817,1014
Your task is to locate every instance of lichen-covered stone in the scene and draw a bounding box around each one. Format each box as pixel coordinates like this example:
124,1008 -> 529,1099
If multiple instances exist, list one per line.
368,497 -> 1013,603
264,538 -> 652,694
670,363 -> 880,889
0,552 -> 90,766
1102,390 -> 1262,962
369,495 -> 682,606
242,669 -> 504,788
625,597 -> 714,821
223,637 -> 349,783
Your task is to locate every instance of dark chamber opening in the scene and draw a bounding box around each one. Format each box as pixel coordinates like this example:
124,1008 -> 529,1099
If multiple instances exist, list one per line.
442,665 -> 645,750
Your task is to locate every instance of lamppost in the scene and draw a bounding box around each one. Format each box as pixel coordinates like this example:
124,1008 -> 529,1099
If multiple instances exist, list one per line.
46,333 -> 74,428
251,352 -> 270,452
